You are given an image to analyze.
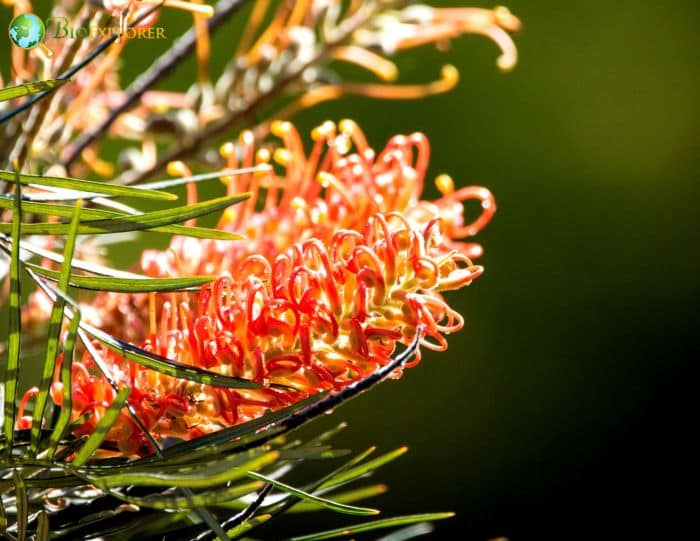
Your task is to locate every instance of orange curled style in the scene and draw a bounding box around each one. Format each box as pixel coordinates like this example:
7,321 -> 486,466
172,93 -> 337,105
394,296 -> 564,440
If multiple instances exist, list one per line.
26,120 -> 496,455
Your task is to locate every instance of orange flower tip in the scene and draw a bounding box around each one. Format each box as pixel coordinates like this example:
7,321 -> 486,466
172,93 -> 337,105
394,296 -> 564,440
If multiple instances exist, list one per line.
219,142 -> 236,158
291,196 -> 307,211
441,64 -> 460,86
334,134 -> 352,155
494,6 -> 522,33
435,174 -> 455,196
338,118 -> 357,136
273,148 -> 293,166
222,207 -> 237,222
382,64 -> 399,82
271,120 -> 292,137
167,160 -> 189,177
255,148 -> 271,163
316,171 -> 336,189
239,130 -> 255,146
478,189 -> 495,207
497,55 -> 516,72
311,120 -> 336,141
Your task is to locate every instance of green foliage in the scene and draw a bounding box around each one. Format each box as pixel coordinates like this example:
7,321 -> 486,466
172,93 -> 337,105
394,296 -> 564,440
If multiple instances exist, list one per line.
2,170 -> 22,456
0,171 -> 446,539
0,80 -> 69,103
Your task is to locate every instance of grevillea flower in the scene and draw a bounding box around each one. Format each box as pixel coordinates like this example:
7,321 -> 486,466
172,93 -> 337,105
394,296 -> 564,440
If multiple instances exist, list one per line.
18,121 -> 495,455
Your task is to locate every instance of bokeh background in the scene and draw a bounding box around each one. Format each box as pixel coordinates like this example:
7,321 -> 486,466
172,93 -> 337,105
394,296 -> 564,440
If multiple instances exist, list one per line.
3,0 -> 699,538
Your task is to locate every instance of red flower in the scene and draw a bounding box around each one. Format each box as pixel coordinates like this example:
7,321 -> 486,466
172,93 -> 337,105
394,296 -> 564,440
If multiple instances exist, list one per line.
21,121 -> 495,455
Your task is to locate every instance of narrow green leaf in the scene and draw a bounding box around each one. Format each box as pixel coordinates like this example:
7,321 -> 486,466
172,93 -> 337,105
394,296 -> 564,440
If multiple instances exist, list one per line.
288,513 -> 455,541
81,321 -> 262,389
30,200 -> 82,454
319,447 -> 408,491
2,173 -> 22,454
0,196 -> 245,240
46,310 -> 81,460
91,450 -> 279,489
0,170 -> 175,201
289,485 -> 388,513
71,386 -> 130,467
248,472 -> 380,516
35,510 -> 49,541
2,166 -> 266,202
23,263 -> 215,292
146,392 -> 329,461
0,493 -> 7,537
140,165 -> 271,190
112,480 -> 264,510
13,470 -> 27,541
309,422 -> 348,446
376,523 -> 435,541
1,235 -> 143,279
0,473 -> 82,490
263,447 -> 378,518
226,514 -> 271,539
0,79 -> 69,102
19,270 -> 261,400
0,193 -> 249,236
278,446 -> 349,461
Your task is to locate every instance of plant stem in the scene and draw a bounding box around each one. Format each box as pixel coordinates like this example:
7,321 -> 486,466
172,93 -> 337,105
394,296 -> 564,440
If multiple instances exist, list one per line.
61,0 -> 250,172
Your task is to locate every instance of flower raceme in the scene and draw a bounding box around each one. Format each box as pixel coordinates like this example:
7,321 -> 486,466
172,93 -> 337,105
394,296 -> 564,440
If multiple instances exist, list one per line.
19,121 -> 495,455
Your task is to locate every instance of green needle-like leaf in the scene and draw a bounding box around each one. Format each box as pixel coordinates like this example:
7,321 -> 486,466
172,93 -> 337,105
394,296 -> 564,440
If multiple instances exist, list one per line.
0,193 -> 249,236
0,496 -> 6,537
81,320 -> 262,389
288,513 -> 455,541
23,263 -> 216,292
113,480 -> 264,510
30,200 -> 82,454
19,269 -> 260,391
319,447 -> 408,491
0,196 -> 243,240
226,514 -> 271,538
146,393 -> 329,462
0,79 -> 69,102
13,470 -> 27,541
91,450 -> 279,489
2,173 -> 22,455
376,523 -> 435,541
35,511 -> 49,541
46,310 -> 81,461
289,485 -> 388,513
71,386 -> 130,468
0,170 -> 175,201
248,472 -> 380,516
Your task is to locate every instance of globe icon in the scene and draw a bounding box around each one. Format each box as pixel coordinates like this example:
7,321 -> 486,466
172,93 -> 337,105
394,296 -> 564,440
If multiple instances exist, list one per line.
8,13 -> 45,50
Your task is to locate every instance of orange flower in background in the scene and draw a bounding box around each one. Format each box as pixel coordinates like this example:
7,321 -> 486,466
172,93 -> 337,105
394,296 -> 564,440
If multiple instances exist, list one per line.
19,120 -> 495,455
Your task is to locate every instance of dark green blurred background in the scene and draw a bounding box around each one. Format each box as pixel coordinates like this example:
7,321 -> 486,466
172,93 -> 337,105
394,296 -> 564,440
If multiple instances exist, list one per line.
3,0 -> 699,538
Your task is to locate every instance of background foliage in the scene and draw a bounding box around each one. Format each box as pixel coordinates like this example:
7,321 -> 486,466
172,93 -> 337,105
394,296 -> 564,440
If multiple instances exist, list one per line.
1,0 -> 697,538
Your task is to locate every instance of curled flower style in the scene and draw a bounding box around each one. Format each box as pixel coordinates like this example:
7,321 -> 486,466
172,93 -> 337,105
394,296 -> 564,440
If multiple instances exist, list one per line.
141,119 -> 494,278
20,121 -> 495,455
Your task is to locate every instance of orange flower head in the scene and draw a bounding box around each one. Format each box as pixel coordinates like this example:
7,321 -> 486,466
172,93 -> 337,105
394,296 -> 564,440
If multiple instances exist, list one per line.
29,120 -> 495,455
